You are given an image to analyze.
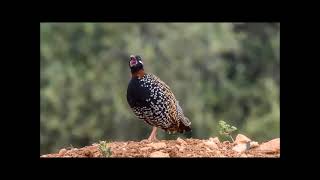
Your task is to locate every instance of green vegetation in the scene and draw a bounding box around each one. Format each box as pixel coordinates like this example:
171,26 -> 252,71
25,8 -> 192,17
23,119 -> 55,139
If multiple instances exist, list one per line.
98,141 -> 112,157
218,120 -> 237,142
40,23 -> 280,154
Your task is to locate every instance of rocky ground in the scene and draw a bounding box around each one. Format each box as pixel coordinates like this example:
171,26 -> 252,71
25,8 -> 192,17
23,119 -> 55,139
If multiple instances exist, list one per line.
40,134 -> 280,158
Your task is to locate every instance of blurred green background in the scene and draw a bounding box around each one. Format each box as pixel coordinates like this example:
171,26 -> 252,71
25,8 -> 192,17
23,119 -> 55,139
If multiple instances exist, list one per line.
40,23 -> 280,155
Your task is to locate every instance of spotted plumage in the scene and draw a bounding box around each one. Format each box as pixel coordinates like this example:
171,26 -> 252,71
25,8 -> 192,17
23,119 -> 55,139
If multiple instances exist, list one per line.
127,55 -> 191,135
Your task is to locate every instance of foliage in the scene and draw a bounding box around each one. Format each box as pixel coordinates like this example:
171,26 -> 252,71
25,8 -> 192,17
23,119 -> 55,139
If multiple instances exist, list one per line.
218,120 -> 237,142
40,23 -> 280,154
98,141 -> 112,157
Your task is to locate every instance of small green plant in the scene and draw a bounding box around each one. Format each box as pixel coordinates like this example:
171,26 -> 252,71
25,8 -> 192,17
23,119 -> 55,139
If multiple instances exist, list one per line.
98,141 -> 112,157
218,120 -> 237,142
66,144 -> 74,150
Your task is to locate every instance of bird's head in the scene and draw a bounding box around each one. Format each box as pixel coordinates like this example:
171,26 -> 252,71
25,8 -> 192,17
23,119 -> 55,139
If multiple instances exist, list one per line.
129,55 -> 144,73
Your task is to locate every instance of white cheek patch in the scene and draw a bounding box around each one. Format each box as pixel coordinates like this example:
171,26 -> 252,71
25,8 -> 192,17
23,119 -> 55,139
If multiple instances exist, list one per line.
139,60 -> 143,64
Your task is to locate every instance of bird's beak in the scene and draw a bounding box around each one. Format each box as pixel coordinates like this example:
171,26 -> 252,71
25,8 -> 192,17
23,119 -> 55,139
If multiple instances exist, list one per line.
130,55 -> 135,59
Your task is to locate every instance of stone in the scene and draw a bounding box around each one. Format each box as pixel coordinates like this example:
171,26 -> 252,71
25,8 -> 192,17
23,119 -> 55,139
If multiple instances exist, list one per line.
59,148 -> 67,156
209,137 -> 220,144
149,151 -> 170,158
175,145 -> 185,152
223,141 -> 230,144
234,134 -> 251,144
249,141 -> 259,148
204,141 -> 218,150
84,150 -> 92,156
147,142 -> 167,150
140,139 -> 150,143
240,154 -> 248,157
232,143 -> 250,153
256,138 -> 280,152
140,147 -> 152,151
177,137 -> 187,145
93,153 -> 100,157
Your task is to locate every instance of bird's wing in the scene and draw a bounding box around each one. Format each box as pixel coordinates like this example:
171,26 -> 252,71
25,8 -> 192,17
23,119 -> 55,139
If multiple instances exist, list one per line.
149,74 -> 179,125
132,106 -> 157,127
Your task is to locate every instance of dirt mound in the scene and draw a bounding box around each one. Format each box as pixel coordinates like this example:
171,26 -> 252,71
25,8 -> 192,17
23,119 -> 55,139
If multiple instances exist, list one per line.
41,136 -> 280,158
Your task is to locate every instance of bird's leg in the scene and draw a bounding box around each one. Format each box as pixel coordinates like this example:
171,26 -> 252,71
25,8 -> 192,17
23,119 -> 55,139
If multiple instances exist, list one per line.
148,127 -> 158,142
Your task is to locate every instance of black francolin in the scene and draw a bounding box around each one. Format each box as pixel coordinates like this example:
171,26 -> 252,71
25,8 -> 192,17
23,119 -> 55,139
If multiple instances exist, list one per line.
126,55 -> 191,141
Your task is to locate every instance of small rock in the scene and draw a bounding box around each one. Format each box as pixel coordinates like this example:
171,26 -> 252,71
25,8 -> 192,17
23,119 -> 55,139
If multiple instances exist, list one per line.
240,154 -> 247,157
205,147 -> 215,152
59,148 -> 67,156
147,142 -> 167,150
249,141 -> 259,148
176,145 -> 185,151
149,151 -> 170,158
140,147 -> 152,151
140,139 -> 149,143
209,137 -> 220,144
232,143 -> 250,153
177,137 -> 187,145
223,141 -> 230,144
204,141 -> 218,150
84,150 -> 92,157
92,153 -> 99,157
234,134 -> 251,144
256,138 -> 280,152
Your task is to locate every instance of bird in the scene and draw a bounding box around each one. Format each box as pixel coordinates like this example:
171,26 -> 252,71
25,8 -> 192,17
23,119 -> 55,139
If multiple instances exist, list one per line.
126,55 -> 191,141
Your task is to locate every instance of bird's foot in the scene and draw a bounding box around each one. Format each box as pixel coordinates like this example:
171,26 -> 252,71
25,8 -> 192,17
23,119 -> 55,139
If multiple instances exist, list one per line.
146,126 -> 159,142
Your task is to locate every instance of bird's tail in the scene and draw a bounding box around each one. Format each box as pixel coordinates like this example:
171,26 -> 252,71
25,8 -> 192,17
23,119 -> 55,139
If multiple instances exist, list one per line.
176,101 -> 192,133
181,117 -> 192,132
176,102 -> 191,125
181,116 -> 191,128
